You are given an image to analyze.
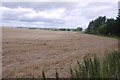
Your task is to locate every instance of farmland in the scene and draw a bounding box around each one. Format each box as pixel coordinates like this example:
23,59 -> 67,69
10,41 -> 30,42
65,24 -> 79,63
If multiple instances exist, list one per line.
2,27 -> 118,78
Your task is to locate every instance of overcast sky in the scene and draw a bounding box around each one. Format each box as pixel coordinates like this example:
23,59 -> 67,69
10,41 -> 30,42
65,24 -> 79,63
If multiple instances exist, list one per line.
1,2 -> 119,29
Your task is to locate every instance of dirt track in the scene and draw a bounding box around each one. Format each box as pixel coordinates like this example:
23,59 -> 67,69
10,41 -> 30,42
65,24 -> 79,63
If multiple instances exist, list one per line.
2,27 -> 118,78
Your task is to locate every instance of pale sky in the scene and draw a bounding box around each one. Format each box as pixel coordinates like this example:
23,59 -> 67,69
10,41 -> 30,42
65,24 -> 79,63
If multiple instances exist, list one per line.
1,1 -> 119,29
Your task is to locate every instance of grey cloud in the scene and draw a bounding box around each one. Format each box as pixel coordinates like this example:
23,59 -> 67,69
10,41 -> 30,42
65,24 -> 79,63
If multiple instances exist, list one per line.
86,2 -> 117,8
19,18 -> 66,24
2,2 -> 77,11
1,2 -> 118,29
79,2 -> 118,19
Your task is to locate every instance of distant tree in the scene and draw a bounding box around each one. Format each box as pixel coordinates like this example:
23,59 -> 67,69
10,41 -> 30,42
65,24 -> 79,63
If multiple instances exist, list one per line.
66,29 -> 70,31
85,16 -> 106,34
77,27 -> 82,31
73,29 -> 77,31
59,28 -> 66,31
116,9 -> 120,21
85,15 -> 119,37
105,18 -> 116,35
97,23 -> 107,34
116,9 -> 120,36
85,20 -> 94,34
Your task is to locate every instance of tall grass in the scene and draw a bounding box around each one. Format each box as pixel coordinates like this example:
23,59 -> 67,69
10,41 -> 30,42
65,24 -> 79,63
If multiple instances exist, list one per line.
69,50 -> 120,79
4,50 -> 119,80
42,70 -> 46,80
41,50 -> 120,79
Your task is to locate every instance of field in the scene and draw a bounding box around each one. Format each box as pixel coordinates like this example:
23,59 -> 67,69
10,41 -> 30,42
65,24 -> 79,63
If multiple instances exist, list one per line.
2,27 -> 118,78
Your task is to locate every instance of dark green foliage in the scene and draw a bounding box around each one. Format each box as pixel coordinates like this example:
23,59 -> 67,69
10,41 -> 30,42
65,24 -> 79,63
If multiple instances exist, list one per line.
59,28 -> 66,31
85,16 -> 119,37
97,23 -> 107,34
66,29 -> 71,31
102,51 -> 120,78
76,27 -> 83,31
116,10 -> 120,36
85,16 -> 106,34
77,55 -> 101,78
70,29 -> 76,31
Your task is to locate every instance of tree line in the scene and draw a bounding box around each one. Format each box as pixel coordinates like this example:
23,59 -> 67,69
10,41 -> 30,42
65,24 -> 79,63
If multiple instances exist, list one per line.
85,14 -> 120,37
